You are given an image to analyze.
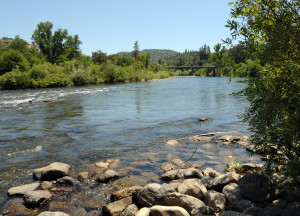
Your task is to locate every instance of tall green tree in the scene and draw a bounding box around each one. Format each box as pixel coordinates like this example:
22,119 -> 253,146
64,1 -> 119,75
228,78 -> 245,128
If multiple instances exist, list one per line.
32,21 -> 81,64
132,40 -> 140,60
92,50 -> 108,64
226,0 -> 300,177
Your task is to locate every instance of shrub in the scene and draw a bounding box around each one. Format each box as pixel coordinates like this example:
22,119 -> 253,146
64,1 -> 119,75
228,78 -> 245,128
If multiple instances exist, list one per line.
0,68 -> 32,90
0,49 -> 29,75
70,68 -> 91,86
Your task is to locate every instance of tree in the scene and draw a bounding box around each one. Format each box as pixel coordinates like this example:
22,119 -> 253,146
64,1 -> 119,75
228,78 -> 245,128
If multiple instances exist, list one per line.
92,50 -> 108,64
0,49 -> 29,75
226,0 -> 300,177
132,40 -> 140,60
32,21 -> 81,64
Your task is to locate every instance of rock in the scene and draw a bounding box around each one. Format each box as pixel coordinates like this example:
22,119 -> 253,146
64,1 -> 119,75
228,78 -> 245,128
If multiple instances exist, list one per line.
2,198 -> 31,215
263,202 -> 285,216
161,163 -> 175,173
238,173 -> 273,203
232,199 -> 255,212
120,204 -> 139,216
78,172 -> 89,182
205,190 -> 227,213
281,202 -> 300,216
241,136 -> 251,142
158,192 -> 206,214
38,212 -> 70,216
95,169 -> 119,183
191,206 -> 215,216
136,183 -> 161,207
43,99 -> 51,102
200,176 -> 213,189
78,194 -> 106,209
150,205 -> 190,216
48,202 -> 87,216
220,211 -> 249,216
240,163 -> 264,172
157,183 -> 178,199
222,183 -> 242,205
95,160 -> 110,169
237,141 -> 249,147
161,169 -> 185,181
198,117 -> 209,121
23,190 -> 52,208
102,196 -> 132,216
33,162 -> 71,181
7,182 -> 41,196
56,176 -> 76,185
202,167 -> 221,178
136,207 -> 151,216
177,178 -> 207,200
189,135 -> 214,142
41,181 -> 53,190
184,168 -> 204,179
111,186 -> 143,201
170,159 -> 185,168
166,140 -> 180,146
212,172 -> 240,191
218,135 -> 240,142
243,207 -> 266,216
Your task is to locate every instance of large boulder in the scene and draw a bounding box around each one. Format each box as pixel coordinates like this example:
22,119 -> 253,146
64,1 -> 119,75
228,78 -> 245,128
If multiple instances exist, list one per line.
136,207 -> 151,216
200,176 -> 213,189
222,183 -> 242,205
158,192 -> 206,214
33,162 -> 71,181
205,190 -> 227,213
7,182 -> 40,196
23,190 -> 52,208
150,205 -> 190,216
136,183 -> 161,207
238,173 -> 273,203
232,199 -> 255,212
212,172 -> 240,191
177,178 -> 207,200
102,196 -> 132,216
281,202 -> 300,216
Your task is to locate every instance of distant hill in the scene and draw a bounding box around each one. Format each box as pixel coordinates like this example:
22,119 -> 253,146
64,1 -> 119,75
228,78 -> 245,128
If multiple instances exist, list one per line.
116,49 -> 179,62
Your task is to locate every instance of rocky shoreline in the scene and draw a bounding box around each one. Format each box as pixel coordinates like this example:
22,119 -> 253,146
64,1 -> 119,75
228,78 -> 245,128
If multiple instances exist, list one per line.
1,132 -> 300,216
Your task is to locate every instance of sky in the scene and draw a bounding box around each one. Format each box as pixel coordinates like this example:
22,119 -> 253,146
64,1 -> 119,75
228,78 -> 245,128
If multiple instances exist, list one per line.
1,0 -> 233,55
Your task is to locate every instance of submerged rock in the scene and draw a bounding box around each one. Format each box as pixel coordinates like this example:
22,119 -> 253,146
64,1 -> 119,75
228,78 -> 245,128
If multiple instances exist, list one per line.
33,162 -> 71,181
166,140 -> 180,146
111,186 -> 143,201
7,182 -> 41,196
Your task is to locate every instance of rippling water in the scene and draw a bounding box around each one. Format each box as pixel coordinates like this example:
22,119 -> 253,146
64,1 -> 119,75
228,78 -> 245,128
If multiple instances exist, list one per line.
0,77 -> 260,202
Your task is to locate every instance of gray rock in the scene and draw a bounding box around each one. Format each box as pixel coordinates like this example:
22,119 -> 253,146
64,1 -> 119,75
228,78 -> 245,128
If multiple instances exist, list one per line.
137,183 -> 161,207
157,183 -> 178,199
263,203 -> 284,216
281,202 -> 300,216
240,163 -> 264,172
7,182 -> 41,196
166,140 -> 180,146
56,176 -> 76,185
218,135 -> 240,142
238,173 -> 273,203
111,186 -> 143,201
120,204 -> 139,216
158,192 -> 206,214
33,162 -> 71,181
161,163 -> 175,173
212,172 -> 240,191
150,205 -> 190,216
232,199 -> 255,212
38,212 -> 70,216
184,168 -> 204,179
95,169 -> 119,183
189,135 -> 215,142
23,190 -> 52,208
161,169 -> 185,181
243,207 -> 266,216
200,176 -> 213,189
41,181 -> 53,190
220,211 -> 249,216
191,206 -> 215,216
202,167 -> 221,178
222,183 -> 242,205
102,196 -> 132,216
205,190 -> 227,213
177,178 -> 207,200
170,159 -> 185,168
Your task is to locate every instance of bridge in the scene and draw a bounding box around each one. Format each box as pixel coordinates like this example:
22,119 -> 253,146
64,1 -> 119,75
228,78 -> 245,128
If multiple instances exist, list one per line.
167,66 -> 224,77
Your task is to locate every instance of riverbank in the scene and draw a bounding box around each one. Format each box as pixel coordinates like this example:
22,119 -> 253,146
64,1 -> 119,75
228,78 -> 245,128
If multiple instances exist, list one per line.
1,129 -> 299,216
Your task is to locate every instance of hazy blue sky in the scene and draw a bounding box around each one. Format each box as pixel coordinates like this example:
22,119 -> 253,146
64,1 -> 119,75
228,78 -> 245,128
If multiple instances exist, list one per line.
1,0 -> 232,55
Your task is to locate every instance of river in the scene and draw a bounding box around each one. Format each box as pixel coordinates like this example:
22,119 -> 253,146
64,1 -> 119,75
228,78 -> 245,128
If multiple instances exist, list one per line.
0,77 -> 260,206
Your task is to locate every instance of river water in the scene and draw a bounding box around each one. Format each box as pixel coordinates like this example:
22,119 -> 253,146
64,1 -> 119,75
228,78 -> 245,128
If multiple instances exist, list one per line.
0,77 -> 260,206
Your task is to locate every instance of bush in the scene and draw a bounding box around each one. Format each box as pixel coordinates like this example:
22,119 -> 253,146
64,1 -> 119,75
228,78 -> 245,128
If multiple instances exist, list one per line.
0,49 -> 29,75
0,69 -> 32,90
70,68 -> 91,86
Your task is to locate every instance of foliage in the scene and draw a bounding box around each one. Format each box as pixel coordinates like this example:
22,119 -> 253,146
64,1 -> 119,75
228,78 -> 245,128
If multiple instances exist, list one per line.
92,50 -> 108,64
132,40 -> 140,60
32,21 -> 81,64
0,69 -> 31,90
0,49 -> 29,75
226,0 -> 300,178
